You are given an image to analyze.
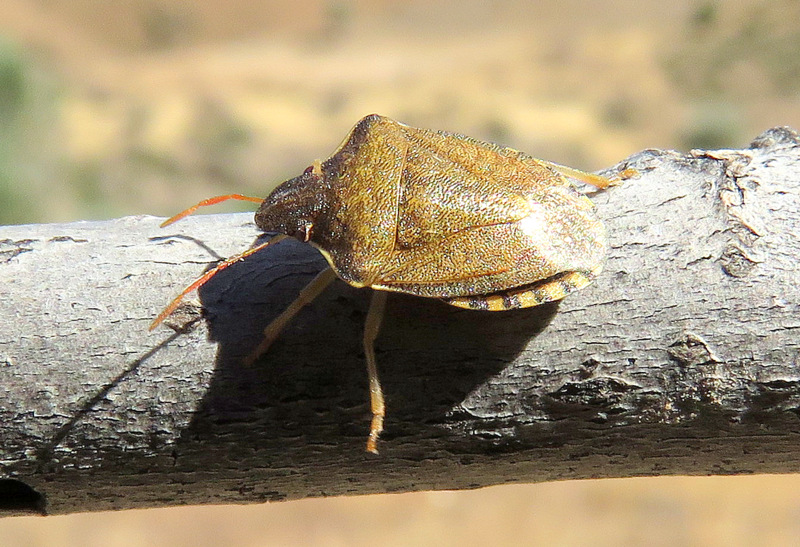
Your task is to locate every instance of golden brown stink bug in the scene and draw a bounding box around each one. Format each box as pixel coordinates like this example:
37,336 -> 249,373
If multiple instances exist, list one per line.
150,114 -> 627,453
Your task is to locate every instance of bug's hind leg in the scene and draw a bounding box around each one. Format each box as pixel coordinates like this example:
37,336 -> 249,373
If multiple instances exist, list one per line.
363,290 -> 388,454
443,268 -> 601,311
244,267 -> 337,365
542,160 -> 638,189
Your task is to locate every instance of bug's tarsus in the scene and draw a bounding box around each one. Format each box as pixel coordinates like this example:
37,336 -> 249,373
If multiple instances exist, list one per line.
616,167 -> 639,181
242,267 -> 338,366
363,290 -> 388,454
160,194 -> 263,227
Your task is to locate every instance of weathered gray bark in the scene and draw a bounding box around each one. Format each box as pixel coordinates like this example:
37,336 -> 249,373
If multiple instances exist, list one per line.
1,127 -> 799,517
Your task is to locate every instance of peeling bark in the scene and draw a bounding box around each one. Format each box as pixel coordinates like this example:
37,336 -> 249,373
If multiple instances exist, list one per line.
1,127 -> 799,516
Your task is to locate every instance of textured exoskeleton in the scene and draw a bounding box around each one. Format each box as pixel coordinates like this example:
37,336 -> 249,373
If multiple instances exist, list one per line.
255,114 -> 606,311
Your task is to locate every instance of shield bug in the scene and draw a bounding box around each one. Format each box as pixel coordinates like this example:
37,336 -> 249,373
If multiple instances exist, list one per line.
151,114 -> 628,453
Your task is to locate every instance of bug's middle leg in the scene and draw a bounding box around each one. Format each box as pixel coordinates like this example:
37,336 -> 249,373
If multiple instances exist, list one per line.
363,290 -> 387,454
244,267 -> 337,365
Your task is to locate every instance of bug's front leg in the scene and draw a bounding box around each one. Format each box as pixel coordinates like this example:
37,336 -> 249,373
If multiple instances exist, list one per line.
363,290 -> 388,454
244,267 -> 337,365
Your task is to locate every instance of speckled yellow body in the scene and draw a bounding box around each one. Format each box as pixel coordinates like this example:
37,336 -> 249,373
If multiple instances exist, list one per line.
256,114 -> 606,310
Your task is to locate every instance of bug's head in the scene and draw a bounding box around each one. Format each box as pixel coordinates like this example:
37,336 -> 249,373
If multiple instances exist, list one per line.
255,160 -> 334,243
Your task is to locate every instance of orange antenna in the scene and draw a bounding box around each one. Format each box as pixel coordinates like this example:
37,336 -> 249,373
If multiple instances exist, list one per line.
152,192 -> 280,330
160,194 -> 263,227
149,234 -> 289,330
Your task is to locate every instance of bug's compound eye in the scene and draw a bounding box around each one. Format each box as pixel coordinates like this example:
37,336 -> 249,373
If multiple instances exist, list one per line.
296,221 -> 314,242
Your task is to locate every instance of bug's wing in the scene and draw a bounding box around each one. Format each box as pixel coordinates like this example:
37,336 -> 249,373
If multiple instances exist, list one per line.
365,123 -> 604,298
374,183 -> 605,299
394,123 -> 571,251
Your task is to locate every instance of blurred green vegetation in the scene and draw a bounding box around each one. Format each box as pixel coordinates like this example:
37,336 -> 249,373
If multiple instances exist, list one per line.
680,101 -> 743,150
141,5 -> 194,50
664,0 -> 800,150
0,38 -> 32,224
0,37 -> 64,225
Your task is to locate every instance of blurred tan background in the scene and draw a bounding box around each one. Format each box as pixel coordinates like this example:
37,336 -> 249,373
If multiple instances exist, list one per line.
1,0 -> 800,545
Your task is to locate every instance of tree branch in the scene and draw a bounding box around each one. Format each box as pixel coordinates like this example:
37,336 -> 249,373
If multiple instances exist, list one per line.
2,127 -> 799,516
